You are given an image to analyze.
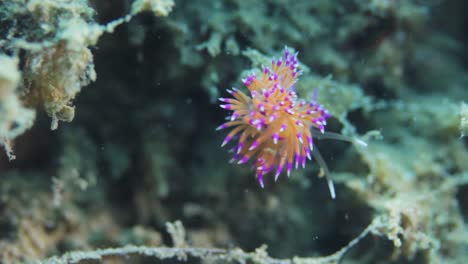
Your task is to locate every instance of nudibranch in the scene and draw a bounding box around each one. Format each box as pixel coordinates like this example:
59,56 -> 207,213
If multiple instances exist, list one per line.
217,47 -> 366,199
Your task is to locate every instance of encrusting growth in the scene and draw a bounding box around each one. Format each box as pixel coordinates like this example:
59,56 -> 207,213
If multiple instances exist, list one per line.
217,47 -> 366,198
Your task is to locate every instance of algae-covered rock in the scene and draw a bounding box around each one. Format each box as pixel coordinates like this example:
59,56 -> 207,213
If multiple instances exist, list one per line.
0,0 -> 175,157
0,0 -> 99,141
24,41 -> 96,130
461,102 -> 468,138
0,55 -> 35,160
131,0 -> 175,17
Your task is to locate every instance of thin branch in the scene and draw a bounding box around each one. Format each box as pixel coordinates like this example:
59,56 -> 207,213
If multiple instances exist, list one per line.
38,218 -> 377,264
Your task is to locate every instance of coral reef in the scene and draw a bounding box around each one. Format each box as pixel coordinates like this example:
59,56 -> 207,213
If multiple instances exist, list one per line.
0,0 -> 467,263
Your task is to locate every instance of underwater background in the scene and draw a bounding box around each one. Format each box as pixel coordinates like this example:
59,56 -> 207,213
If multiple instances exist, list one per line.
1,0 -> 467,263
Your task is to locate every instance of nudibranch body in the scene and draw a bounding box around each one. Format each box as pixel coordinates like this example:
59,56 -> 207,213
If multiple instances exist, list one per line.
217,47 -> 365,198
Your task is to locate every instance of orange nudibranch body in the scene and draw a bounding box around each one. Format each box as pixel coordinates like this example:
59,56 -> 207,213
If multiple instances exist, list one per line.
217,47 -> 346,198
